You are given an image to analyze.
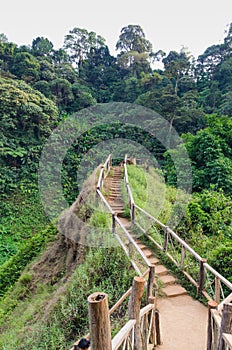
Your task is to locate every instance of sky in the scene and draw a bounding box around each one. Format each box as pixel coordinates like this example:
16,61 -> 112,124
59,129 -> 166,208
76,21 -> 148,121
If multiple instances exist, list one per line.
0,0 -> 231,59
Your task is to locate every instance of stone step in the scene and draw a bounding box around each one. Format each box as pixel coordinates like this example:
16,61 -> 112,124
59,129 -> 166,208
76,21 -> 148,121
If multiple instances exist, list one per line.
148,256 -> 160,265
159,274 -> 176,286
162,284 -> 187,298
155,265 -> 168,276
137,243 -> 147,249
141,248 -> 153,258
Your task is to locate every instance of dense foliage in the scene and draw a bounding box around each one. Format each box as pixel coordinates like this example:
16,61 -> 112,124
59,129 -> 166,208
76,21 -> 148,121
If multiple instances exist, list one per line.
0,22 -> 231,344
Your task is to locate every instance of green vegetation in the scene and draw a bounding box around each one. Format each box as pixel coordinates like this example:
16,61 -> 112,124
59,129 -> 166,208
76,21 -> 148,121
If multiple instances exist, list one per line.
0,21 -> 231,346
126,164 -> 232,282
0,246 -> 135,349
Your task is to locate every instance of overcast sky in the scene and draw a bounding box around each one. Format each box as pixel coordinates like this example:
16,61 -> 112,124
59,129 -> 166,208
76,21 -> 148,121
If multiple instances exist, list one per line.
1,0 -> 231,58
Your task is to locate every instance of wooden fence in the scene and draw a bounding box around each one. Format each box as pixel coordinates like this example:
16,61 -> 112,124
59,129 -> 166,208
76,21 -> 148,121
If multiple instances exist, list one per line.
72,154 -> 232,350
123,155 -> 232,306
87,276 -> 161,350
207,302 -> 232,350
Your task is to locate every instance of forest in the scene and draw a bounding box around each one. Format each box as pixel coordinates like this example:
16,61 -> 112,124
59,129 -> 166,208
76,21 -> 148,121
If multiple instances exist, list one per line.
0,23 -> 231,348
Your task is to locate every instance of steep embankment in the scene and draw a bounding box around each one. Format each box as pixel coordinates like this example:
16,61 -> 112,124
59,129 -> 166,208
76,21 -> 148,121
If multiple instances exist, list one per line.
0,165 -> 135,349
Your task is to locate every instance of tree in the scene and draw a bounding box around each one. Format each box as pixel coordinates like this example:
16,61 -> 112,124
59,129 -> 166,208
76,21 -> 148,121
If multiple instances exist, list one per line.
11,52 -> 40,82
162,49 -> 192,94
116,25 -> 153,76
32,37 -> 53,57
50,78 -> 74,107
0,41 -> 16,72
63,27 -> 106,69
116,24 -> 152,54
0,33 -> 8,43
81,46 -> 120,102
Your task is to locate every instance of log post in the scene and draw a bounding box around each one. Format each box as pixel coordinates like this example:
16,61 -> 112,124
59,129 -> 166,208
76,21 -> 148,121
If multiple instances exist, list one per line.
132,203 -> 135,224
112,214 -> 116,234
207,300 -> 218,350
215,277 -> 221,305
218,303 -> 232,350
180,245 -> 185,270
163,227 -> 168,252
128,276 -> 146,350
198,258 -> 206,295
146,265 -> 155,304
148,296 -> 156,345
88,292 -> 112,350
155,309 -> 162,345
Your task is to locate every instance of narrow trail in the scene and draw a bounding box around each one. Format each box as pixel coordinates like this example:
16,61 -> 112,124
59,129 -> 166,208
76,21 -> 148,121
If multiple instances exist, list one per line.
104,165 -> 208,350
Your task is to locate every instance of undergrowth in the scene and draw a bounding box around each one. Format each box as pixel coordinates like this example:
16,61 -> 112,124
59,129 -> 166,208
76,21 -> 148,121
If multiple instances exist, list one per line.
0,246 -> 136,349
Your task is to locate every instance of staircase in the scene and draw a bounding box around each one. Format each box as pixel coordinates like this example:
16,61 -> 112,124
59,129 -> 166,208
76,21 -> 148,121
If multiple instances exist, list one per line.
105,165 -> 187,298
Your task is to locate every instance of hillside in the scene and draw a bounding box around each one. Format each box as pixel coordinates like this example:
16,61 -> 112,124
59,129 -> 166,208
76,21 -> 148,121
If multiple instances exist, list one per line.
0,22 -> 231,348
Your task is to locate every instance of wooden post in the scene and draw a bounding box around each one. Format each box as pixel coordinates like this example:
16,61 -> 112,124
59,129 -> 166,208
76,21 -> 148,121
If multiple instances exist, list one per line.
155,309 -> 162,345
207,300 -> 218,350
148,296 -> 156,345
198,258 -> 206,295
132,203 -> 135,224
163,227 -> 168,252
218,303 -> 232,350
215,277 -> 221,305
128,276 -> 146,350
129,240 -> 133,258
146,265 -> 155,304
88,292 -> 112,350
181,245 -> 185,270
112,214 -> 116,234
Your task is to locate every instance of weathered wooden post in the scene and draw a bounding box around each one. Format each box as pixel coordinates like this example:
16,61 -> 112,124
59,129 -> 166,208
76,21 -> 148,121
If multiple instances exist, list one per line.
163,227 -> 169,252
112,214 -> 116,234
198,258 -> 206,295
88,292 -> 112,350
207,300 -> 218,350
146,265 -> 155,304
218,303 -> 232,350
180,245 -> 185,270
148,296 -> 157,345
155,309 -> 162,346
215,277 -> 221,305
128,276 -> 146,350
131,203 -> 135,224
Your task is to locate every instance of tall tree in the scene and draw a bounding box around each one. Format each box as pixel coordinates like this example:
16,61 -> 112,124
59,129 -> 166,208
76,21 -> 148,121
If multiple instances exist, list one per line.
116,24 -> 153,77
162,49 -> 192,94
116,24 -> 152,54
32,37 -> 53,57
63,28 -> 106,70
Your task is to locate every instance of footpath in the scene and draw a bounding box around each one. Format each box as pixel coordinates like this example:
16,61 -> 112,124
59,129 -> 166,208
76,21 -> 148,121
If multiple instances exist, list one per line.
106,166 -> 208,350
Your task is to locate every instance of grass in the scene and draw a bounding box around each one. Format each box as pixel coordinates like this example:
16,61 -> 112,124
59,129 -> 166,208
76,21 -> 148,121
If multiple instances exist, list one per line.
0,189 -> 50,266
0,247 -> 136,349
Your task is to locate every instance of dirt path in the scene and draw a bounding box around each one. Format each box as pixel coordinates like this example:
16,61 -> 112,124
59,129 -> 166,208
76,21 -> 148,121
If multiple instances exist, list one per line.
156,295 -> 208,350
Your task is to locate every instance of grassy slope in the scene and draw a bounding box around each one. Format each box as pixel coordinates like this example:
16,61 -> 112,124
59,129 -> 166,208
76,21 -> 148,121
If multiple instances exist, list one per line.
0,177 -> 135,349
126,164 -> 232,282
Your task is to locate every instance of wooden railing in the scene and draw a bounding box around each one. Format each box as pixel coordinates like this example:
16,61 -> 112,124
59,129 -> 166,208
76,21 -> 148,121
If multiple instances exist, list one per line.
207,302 -> 232,350
123,157 -> 232,305
96,155 -> 153,277
86,276 -> 161,350
96,153 -> 112,190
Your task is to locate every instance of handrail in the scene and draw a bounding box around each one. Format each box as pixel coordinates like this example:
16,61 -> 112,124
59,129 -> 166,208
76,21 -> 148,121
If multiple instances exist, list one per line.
115,216 -> 152,268
222,333 -> 232,349
204,263 -> 232,290
134,204 -> 166,230
124,157 -> 232,303
96,189 -> 114,215
96,154 -> 112,189
112,320 -> 136,350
